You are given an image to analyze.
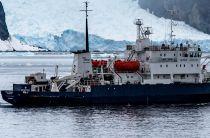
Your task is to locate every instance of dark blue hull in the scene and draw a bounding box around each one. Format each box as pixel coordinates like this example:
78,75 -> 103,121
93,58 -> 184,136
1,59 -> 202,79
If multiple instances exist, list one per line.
2,83 -> 210,106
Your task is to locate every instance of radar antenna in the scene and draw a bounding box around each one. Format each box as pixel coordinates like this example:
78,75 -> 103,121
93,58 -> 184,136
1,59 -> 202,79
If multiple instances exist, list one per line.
80,1 -> 92,52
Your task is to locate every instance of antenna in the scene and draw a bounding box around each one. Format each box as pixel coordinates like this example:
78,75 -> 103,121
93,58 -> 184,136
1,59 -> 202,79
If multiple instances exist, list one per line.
168,10 -> 177,45
80,1 -> 92,52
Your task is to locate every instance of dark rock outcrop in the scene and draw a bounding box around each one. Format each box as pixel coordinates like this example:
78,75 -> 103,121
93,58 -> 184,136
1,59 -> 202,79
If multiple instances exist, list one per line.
0,2 -> 9,40
139,0 -> 210,34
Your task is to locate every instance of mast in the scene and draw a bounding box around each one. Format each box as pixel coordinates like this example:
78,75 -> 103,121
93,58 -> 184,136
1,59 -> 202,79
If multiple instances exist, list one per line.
168,10 -> 177,45
134,19 -> 152,40
80,1 -> 92,52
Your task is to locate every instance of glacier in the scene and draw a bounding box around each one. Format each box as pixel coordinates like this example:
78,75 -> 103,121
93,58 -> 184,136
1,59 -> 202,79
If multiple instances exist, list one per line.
1,0 -> 210,51
14,30 -> 132,51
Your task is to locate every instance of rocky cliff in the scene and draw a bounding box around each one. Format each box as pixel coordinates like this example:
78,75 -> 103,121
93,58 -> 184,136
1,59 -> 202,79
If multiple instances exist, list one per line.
139,0 -> 210,34
0,2 -> 9,40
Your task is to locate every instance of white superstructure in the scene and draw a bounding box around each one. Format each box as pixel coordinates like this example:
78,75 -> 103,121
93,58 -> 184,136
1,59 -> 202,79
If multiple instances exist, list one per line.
122,19 -> 203,85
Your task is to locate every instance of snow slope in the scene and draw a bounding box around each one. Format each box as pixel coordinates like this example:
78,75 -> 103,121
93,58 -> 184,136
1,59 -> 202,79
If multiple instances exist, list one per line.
2,0 -> 210,42
0,37 -> 41,51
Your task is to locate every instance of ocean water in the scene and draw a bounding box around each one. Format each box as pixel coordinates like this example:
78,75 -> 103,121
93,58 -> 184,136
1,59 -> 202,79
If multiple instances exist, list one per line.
0,53 -> 210,138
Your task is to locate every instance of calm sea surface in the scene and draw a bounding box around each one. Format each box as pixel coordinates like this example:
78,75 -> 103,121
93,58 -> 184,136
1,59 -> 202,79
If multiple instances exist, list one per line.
0,53 -> 210,138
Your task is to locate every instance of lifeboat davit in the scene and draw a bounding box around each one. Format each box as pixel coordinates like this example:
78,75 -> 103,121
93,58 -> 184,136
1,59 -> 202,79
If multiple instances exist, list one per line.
114,60 -> 140,72
92,60 -> 108,68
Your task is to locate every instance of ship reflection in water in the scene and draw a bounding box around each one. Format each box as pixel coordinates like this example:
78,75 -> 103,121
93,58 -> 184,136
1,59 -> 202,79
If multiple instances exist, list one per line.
0,53 -> 210,137
0,105 -> 209,137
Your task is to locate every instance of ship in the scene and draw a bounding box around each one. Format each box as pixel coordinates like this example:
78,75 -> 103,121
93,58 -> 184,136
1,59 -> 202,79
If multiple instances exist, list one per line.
2,2 -> 210,106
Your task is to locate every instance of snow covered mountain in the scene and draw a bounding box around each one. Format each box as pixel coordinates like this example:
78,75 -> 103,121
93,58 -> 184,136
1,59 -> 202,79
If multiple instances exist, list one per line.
1,0 -> 210,51
0,1 -> 43,51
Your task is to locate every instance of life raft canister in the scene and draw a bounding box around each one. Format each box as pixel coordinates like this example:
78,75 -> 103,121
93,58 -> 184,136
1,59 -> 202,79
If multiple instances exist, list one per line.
114,60 -> 140,72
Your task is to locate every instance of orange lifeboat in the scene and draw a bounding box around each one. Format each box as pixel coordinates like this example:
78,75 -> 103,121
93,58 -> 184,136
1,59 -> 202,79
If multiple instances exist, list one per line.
92,60 -> 108,68
114,60 -> 140,72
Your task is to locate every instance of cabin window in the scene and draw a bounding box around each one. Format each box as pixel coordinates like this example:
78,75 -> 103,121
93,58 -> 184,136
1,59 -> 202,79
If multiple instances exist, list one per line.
174,54 -> 176,56
197,64 -> 199,67
176,64 -> 178,67
181,75 -> 185,79
187,75 -> 189,77
180,53 -> 182,56
166,65 -> 168,67
41,76 -> 43,79
35,87 -> 38,91
180,64 -> 182,67
163,75 -> 165,78
164,54 -> 166,57
184,64 -> 186,67
131,76 -> 133,78
160,54 -> 162,56
157,75 -> 159,79
191,64 -> 194,67
127,76 -> 129,79
190,53 -> 193,57
160,65 -> 162,67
